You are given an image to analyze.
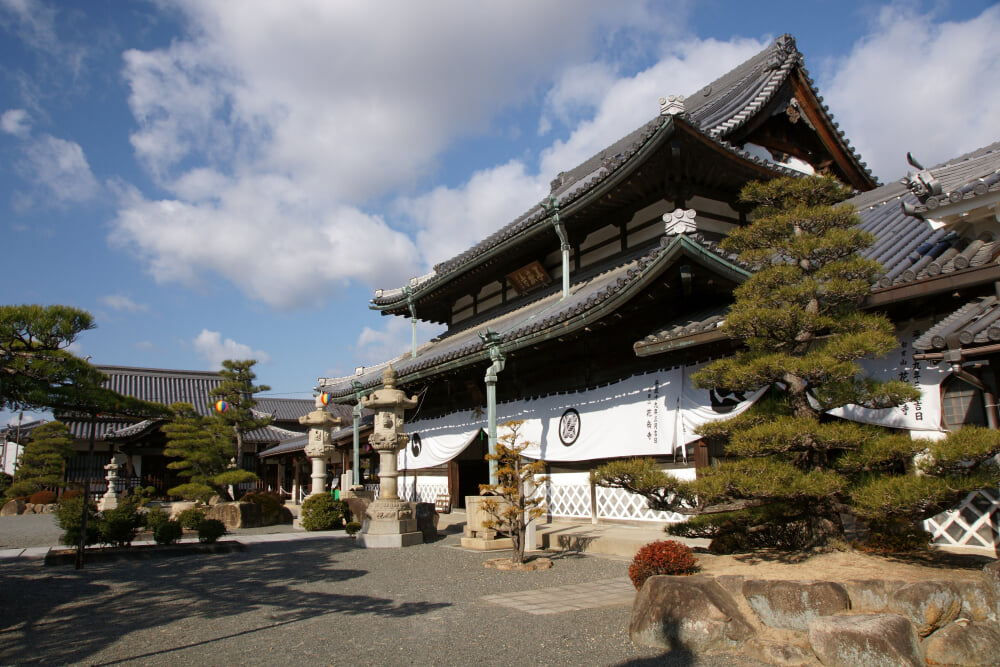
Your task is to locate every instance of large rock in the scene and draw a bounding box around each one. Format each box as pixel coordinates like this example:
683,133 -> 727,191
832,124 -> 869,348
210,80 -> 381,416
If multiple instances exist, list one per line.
808,614 -> 923,667
983,561 -> 1000,624
889,581 -> 962,637
743,637 -> 815,667
844,579 -> 906,612
630,575 -> 755,652
742,580 -> 850,631
415,502 -> 439,541
205,502 -> 262,530
1,499 -> 25,516
922,621 -> 1000,666
957,579 -> 995,623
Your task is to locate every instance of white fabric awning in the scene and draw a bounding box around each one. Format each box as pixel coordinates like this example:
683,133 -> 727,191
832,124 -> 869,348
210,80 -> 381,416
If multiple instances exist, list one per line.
399,363 -> 765,470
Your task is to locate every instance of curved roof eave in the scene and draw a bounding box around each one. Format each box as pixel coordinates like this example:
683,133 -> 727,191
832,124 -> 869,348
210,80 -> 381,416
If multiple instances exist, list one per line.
371,119 -> 788,314
332,233 -> 751,397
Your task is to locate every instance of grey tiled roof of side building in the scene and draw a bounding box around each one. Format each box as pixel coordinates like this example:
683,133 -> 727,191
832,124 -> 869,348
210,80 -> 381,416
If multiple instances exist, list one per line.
372,34 -> 872,309
852,141 -> 1000,290
913,296 -> 1000,352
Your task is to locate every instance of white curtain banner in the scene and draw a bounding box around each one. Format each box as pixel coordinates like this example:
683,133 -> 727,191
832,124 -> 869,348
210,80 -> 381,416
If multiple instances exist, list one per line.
400,365 -> 765,469
828,319 -> 946,433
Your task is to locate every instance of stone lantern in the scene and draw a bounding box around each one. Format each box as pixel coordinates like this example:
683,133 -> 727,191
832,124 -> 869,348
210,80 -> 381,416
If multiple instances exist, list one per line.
299,397 -> 343,497
358,365 -> 422,548
98,450 -> 127,511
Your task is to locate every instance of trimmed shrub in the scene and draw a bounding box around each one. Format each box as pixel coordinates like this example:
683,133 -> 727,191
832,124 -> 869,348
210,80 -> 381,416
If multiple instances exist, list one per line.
144,506 -> 170,532
241,492 -> 287,525
176,507 -> 207,530
629,540 -> 699,590
154,519 -> 183,545
345,521 -> 362,536
28,489 -> 57,505
301,495 -> 350,531
55,496 -> 100,548
99,499 -> 142,548
197,519 -> 227,544
59,489 -> 83,502
0,472 -> 11,497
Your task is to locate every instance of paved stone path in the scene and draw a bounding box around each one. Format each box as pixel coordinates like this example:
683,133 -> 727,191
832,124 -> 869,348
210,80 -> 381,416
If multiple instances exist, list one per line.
483,577 -> 636,615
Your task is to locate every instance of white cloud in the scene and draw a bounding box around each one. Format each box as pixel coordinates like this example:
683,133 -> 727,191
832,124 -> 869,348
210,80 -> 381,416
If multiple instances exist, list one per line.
354,317 -> 444,368
22,134 -> 100,204
99,294 -> 149,313
111,1 -> 682,307
539,37 -> 768,177
1,108 -> 31,137
824,4 -> 1000,182
395,161 -> 548,268
192,329 -> 271,370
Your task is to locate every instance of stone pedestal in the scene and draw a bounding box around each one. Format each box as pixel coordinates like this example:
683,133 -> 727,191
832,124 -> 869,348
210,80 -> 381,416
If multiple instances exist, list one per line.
460,495 -> 514,550
358,365 -> 423,548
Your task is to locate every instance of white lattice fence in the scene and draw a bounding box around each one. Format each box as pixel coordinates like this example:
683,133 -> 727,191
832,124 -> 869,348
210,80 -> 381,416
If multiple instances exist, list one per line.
544,484 -> 592,519
398,477 -> 449,503
924,488 -> 1000,551
596,487 -> 685,523
364,483 -> 380,499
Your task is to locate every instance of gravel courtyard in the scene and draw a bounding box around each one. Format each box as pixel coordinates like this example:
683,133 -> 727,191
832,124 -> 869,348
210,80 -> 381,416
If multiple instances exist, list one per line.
0,515 -> 766,666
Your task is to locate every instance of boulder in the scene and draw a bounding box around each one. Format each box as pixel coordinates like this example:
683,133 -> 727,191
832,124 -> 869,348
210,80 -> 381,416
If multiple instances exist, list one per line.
0,498 -> 25,516
957,579 -> 995,623
205,502 -> 262,529
982,561 -> 1000,624
922,621 -> 1000,666
743,637 -> 816,667
630,575 -> 755,652
415,502 -> 439,541
742,580 -> 850,631
889,581 -> 962,637
808,614 -> 922,667
844,579 -> 906,612
168,501 -> 198,520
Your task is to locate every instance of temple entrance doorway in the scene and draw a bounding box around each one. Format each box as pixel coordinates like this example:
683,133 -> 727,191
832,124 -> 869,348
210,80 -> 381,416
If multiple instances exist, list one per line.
450,429 -> 488,509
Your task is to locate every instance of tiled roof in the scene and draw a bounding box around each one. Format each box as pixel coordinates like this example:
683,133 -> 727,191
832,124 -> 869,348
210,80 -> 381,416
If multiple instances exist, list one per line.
634,305 -> 730,357
372,34 -> 871,311
323,232 -> 748,398
851,142 -> 1000,292
913,296 -> 1000,351
57,365 -> 323,444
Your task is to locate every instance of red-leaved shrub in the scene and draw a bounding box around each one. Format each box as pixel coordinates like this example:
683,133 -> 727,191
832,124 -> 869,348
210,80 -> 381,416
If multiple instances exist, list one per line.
629,539 -> 699,590
28,490 -> 57,505
59,489 -> 83,502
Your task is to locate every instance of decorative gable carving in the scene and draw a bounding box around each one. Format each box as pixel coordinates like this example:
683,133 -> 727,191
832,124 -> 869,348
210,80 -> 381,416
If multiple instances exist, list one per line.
663,208 -> 697,236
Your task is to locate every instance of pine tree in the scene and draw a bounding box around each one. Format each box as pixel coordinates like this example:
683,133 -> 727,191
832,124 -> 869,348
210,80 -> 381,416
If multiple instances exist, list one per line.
479,420 -> 548,565
595,175 -> 1000,551
209,359 -> 272,472
161,402 -> 257,502
8,421 -> 74,498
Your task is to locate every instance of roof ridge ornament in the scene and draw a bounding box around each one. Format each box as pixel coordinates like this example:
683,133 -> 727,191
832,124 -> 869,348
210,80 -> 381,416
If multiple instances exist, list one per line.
659,95 -> 686,116
663,208 -> 697,236
901,152 -> 943,205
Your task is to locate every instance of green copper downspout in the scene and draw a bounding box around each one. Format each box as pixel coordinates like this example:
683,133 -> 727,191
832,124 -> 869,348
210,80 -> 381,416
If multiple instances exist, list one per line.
479,330 -> 506,486
351,379 -> 363,486
405,285 -> 418,359
547,196 -> 570,299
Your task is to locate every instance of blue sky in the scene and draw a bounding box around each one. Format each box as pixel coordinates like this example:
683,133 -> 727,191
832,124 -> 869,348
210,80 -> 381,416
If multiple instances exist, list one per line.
2,0 -> 999,423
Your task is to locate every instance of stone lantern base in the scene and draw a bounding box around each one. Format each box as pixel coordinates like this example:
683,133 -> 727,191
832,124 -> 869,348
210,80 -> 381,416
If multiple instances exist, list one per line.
358,498 -> 423,548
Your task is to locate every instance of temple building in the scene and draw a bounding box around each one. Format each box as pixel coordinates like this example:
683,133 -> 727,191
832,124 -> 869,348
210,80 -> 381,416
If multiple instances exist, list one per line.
55,365 -> 341,500
317,35 -> 882,520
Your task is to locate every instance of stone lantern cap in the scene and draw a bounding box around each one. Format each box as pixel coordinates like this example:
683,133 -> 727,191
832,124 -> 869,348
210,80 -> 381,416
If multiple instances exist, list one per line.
360,365 -> 418,410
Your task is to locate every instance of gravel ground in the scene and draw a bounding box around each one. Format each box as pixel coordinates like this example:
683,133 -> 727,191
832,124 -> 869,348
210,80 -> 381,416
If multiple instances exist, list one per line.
0,515 -> 767,666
